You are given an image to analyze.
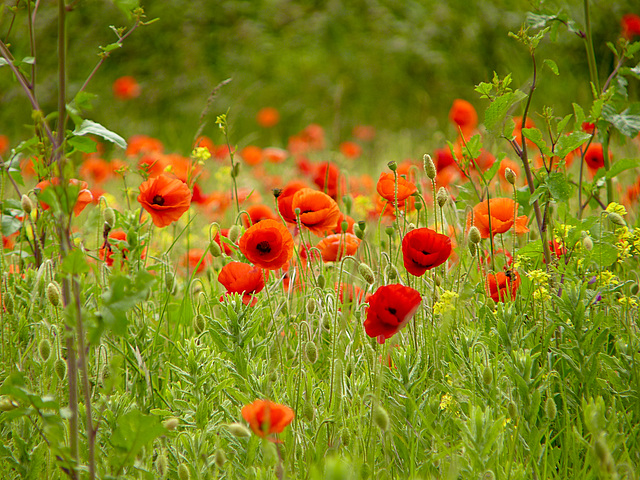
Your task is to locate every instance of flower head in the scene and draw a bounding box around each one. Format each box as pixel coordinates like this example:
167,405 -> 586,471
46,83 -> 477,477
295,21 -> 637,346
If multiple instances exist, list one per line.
364,284 -> 422,344
467,198 -> 529,239
241,400 -> 294,438
486,271 -> 520,302
449,99 -> 478,137
238,219 -> 293,270
113,76 -> 140,100
376,172 -> 417,204
218,262 -> 265,306
315,233 -> 361,262
401,228 -> 452,276
137,173 -> 192,228
35,178 -> 94,217
291,188 -> 341,235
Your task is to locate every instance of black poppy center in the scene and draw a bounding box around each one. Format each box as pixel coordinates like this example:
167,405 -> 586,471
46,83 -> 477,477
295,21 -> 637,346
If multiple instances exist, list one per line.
257,241 -> 271,254
388,307 -> 397,315
152,195 -> 165,206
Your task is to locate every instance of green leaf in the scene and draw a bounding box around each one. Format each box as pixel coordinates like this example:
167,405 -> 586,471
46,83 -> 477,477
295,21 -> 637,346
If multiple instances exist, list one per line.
555,131 -> 591,159
481,156 -> 502,183
100,43 -> 122,53
99,270 -> 155,336
602,104 -> 640,138
62,249 -> 90,275
517,239 -> 543,258
73,119 -> 127,149
484,90 -> 527,133
556,114 -> 573,135
111,410 -> 166,464
543,59 -> 559,75
573,103 -> 586,127
68,135 -> 98,154
522,127 -> 552,156
112,0 -> 139,20
465,134 -> 482,160
547,172 -> 572,202
0,58 -> 8,67
1,215 -> 21,237
590,242 -> 618,267
594,158 -> 640,181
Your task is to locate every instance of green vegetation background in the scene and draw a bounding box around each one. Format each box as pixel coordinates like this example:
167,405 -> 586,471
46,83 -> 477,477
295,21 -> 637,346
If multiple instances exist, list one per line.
1,0 -> 638,152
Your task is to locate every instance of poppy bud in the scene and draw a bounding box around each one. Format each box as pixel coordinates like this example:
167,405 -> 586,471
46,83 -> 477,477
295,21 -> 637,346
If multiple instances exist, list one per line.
2,292 -> 14,314
272,188 -> 282,199
341,220 -> 349,233
505,167 -> 517,185
358,263 -> 375,285
317,274 -> 326,289
103,207 -> 116,228
21,194 -> 33,214
228,422 -> 251,437
163,417 -> 179,431
46,282 -> 61,307
507,401 -> 518,420
228,225 -> 241,243
305,341 -> 318,364
631,283 -> 639,295
177,463 -> 191,480
209,240 -> 222,257
306,298 -> 316,315
342,195 -> 353,213
354,225 -> 365,240
54,358 -> 67,380
483,471 -> 496,480
385,226 -> 394,237
583,236 -> 593,251
373,404 -> 390,431
545,397 -> 557,421
468,226 -> 481,244
414,198 -> 423,211
423,154 -> 436,180
608,212 -> 625,226
437,187 -> 448,207
231,163 -> 240,178
303,401 -> 315,421
127,227 -> 138,249
340,428 -> 351,447
386,265 -> 397,280
164,272 -> 175,293
214,448 -> 226,468
193,314 -> 206,335
322,315 -> 331,331
155,453 -> 168,478
39,339 -> 51,362
482,365 -> 493,385
468,242 -> 477,256
387,161 -> 397,172
594,435 -> 615,474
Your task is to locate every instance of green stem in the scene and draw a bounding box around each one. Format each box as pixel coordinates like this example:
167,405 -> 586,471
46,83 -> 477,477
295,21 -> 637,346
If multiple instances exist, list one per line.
583,0 -> 600,94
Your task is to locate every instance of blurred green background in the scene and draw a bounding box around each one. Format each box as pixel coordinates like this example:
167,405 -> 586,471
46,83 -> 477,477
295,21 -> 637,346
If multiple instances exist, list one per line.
1,0 -> 638,155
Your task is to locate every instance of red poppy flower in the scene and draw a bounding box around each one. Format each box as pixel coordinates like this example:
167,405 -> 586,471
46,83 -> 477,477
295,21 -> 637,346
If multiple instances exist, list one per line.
486,271 -> 520,302
137,173 -> 192,228
364,284 -> 422,344
35,178 -> 94,216
244,204 -> 277,228
622,14 -> 640,40
79,157 -> 113,184
256,107 -> 280,128
339,141 -> 362,159
315,233 -> 361,262
401,228 -> 452,276
241,400 -> 294,438
313,162 -> 340,198
184,248 -> 211,274
290,188 -> 341,235
238,219 -> 294,270
126,135 -> 163,157
218,262 -> 265,306
277,181 -> 308,223
584,143 -> 611,175
449,99 -> 478,137
113,76 -> 141,100
240,145 -> 263,166
467,198 -> 529,238
376,172 -> 417,204
0,135 -> 8,155
263,147 -> 288,164
352,125 -> 376,141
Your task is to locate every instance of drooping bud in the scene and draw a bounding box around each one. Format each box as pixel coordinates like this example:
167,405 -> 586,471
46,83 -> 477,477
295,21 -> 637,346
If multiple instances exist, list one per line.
482,365 -> 493,386
384,226 -> 394,237
228,224 -> 242,243
306,298 -> 316,315
468,242 -> 477,256
385,265 -> 397,280
209,240 -> 222,258
373,404 -> 390,431
214,448 -> 226,468
303,401 -> 315,422
177,463 -> 191,480
507,401 -> 518,420
340,428 -> 351,447
358,263 -> 375,285
583,236 -> 594,251
163,417 -> 179,431
423,154 -> 436,180
193,314 -> 206,335
436,187 -> 448,207
608,212 -> 625,226
54,358 -> 67,380
39,339 -> 51,362
272,188 -> 282,199
103,207 -> 116,228
305,341 -> 318,364
46,282 -> 61,307
468,226 -> 482,244
228,422 -> 251,437
505,167 -> 517,185
317,273 -> 326,289
155,453 -> 168,478
545,397 -> 557,421
21,194 -> 33,214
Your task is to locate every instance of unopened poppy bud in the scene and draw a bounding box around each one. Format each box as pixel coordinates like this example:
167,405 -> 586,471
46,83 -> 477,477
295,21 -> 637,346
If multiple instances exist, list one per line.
305,341 -> 318,364
54,358 -> 67,380
21,194 -> 33,214
103,207 -> 116,228
228,422 -> 251,437
228,225 -> 241,243
340,220 -> 349,233
342,195 -> 353,213
359,263 -> 375,285
373,404 -> 390,431
209,240 -> 222,257
322,315 -> 331,331
163,417 -> 179,431
340,428 -> 351,446
47,282 -> 61,307
545,397 -> 557,421
177,463 -> 191,480
386,265 -> 397,280
385,226 -> 394,237
437,187 -> 448,207
127,227 -> 138,249
155,453 -> 168,478
2,292 -> 14,314
423,154 -> 436,180
414,198 -> 423,211
165,272 -> 175,293
594,436 -> 615,473
505,167 -> 517,185
214,448 -> 226,468
468,243 -> 477,256
507,401 -> 518,420
193,314 -> 206,335
39,339 -> 51,362
482,365 -> 493,385
468,226 -> 481,244
608,212 -> 625,226
306,298 -> 316,314
317,273 -> 326,289
231,163 -> 240,178
354,225 -> 365,240
583,236 -> 593,251
387,161 -> 397,171
483,471 -> 496,480
631,283 -> 639,295
272,188 -> 282,199
303,401 -> 315,421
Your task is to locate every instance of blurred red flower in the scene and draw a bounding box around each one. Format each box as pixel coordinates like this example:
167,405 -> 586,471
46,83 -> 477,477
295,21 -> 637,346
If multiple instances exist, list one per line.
256,107 -> 280,128
401,228 -> 451,276
313,162 -> 340,198
486,271 -> 520,303
35,178 -> 93,216
218,262 -> 265,305
113,75 -> 140,100
315,233 -> 361,262
449,99 -> 478,137
584,143 -> 610,175
364,284 -> 422,344
241,400 -> 294,438
622,14 -> 640,39
339,141 -> 362,159
240,145 -> 263,166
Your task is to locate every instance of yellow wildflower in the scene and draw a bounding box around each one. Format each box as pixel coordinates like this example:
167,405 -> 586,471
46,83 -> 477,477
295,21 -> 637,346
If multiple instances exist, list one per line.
606,202 -> 627,216
433,290 -> 459,316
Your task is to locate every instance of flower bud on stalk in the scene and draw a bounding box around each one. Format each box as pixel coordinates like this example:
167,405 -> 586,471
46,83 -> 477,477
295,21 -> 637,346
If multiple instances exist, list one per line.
358,263 -> 375,285
545,397 -> 557,421
228,422 -> 251,437
505,167 -> 517,185
46,282 -> 61,307
228,225 -> 242,243
423,154 -> 437,180
482,365 -> 493,386
163,417 -> 179,431
177,464 -> 191,480
373,404 -> 390,431
39,339 -> 51,362
305,341 -> 318,364
608,212 -> 625,226
583,236 -> 594,251
214,448 -> 226,468
21,194 -> 33,214
155,453 -> 168,478
103,207 -> 116,228
468,226 -> 481,245
436,187 -> 449,207
54,358 -> 67,380
209,240 -> 222,258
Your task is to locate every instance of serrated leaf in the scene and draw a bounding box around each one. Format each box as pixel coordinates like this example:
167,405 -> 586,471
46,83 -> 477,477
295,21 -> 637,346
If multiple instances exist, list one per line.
1,215 -> 21,237
68,135 -> 98,154
556,114 -> 573,135
73,119 -> 126,149
484,90 -> 527,133
555,131 -> 591,159
573,103 -> 586,127
529,184 -> 548,205
543,59 -> 559,75
601,104 -> 640,137
522,127 -> 552,156
547,172 -> 572,202
517,239 -> 543,258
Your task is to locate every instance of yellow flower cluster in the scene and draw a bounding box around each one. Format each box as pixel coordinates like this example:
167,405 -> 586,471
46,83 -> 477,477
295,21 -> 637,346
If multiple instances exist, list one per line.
191,146 -> 212,162
433,290 -> 459,316
527,269 -> 550,284
440,393 -> 454,411
597,271 -> 619,286
618,296 -> 638,308
354,195 -> 374,218
606,202 -> 628,216
533,286 -> 551,302
554,224 -> 573,243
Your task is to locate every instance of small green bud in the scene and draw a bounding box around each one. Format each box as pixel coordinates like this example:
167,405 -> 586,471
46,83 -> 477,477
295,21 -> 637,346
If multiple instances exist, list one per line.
165,272 -> 175,293
155,453 -> 168,478
322,315 -> 331,331
583,236 -> 593,251
228,225 -> 242,243
39,339 -> 51,362
385,265 -> 397,280
214,448 -> 226,468
507,401 -> 518,420
54,358 -> 67,380
545,397 -> 557,421
482,365 -> 493,386
305,341 -> 318,364
177,463 -> 191,480
423,154 -> 436,180
354,225 -> 365,240
436,187 -> 448,207
193,314 -> 206,335
468,242 -> 477,256
387,161 -> 397,171
358,263 -> 375,285
46,282 -> 61,307
384,226 -> 394,237
103,207 -> 116,228
209,240 -> 222,257
127,227 -> 138,249
303,401 -> 315,422
483,471 -> 496,480
608,212 -> 625,226
163,417 -> 179,431
631,283 -> 639,295
468,226 -> 482,244
21,194 -> 33,214
231,163 -> 240,178
504,167 -> 517,185
373,404 -> 390,431
342,195 -> 353,213
340,220 -> 349,233
340,428 -> 350,447
317,273 -> 326,289
0,396 -> 19,411
228,422 -> 251,437
414,197 -> 423,211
